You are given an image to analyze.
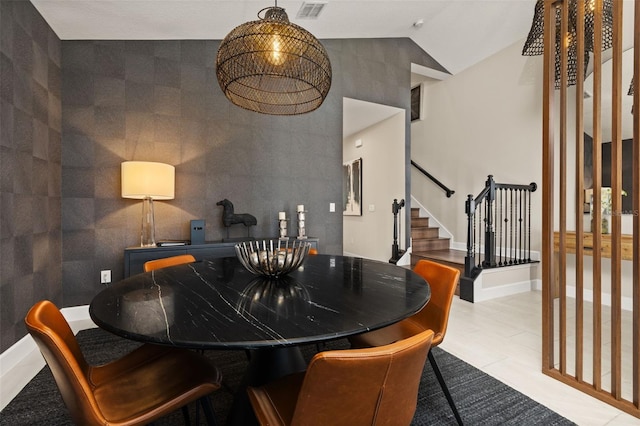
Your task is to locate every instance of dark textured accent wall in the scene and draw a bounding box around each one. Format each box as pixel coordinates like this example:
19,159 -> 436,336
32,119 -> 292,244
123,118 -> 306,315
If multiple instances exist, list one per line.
60,38 -> 437,308
0,3 -> 440,350
0,0 -> 62,351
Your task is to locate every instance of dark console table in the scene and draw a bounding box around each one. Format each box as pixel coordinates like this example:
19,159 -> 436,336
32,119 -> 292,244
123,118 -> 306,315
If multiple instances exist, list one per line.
124,238 -> 319,277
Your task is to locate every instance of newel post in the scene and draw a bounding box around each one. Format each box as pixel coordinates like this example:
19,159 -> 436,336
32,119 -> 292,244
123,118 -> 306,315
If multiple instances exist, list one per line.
483,175 -> 497,267
465,194 -> 475,277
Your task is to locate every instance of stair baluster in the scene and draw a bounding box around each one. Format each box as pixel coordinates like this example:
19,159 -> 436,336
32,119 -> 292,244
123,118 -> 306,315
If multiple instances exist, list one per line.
409,175 -> 537,302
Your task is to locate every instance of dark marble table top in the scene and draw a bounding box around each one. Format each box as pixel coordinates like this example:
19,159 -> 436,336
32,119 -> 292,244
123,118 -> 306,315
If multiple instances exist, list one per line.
89,254 -> 431,350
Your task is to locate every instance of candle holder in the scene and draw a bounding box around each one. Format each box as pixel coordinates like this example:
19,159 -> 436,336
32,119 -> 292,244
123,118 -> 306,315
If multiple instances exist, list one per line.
297,208 -> 307,239
279,219 -> 288,239
278,211 -> 288,240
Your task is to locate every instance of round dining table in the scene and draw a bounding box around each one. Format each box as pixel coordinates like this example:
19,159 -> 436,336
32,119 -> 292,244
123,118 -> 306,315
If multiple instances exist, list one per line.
89,254 -> 430,424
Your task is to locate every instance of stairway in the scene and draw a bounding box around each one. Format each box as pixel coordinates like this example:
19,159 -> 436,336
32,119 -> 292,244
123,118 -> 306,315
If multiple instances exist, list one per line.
409,208 -> 465,294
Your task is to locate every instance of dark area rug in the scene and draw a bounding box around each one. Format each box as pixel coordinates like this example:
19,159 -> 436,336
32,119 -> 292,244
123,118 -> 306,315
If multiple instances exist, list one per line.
0,328 -> 574,425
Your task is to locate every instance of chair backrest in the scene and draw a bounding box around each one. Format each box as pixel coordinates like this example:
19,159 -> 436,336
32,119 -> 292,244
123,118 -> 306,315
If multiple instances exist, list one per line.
143,254 -> 196,272
412,259 -> 460,346
291,329 -> 434,426
24,300 -> 104,425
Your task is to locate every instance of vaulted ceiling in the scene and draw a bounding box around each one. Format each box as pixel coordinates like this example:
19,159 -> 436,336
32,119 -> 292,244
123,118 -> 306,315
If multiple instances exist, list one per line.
31,0 -> 538,76
30,0 -> 636,138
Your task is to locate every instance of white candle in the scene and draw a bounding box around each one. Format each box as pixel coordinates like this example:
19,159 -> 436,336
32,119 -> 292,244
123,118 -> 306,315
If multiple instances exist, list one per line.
279,211 -> 286,220
297,204 -> 304,212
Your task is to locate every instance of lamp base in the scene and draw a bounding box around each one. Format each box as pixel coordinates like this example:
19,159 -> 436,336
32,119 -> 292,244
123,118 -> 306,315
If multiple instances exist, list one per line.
140,197 -> 156,247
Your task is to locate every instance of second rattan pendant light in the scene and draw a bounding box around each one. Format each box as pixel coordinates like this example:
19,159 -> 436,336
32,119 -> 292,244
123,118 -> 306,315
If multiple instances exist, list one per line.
216,2 -> 332,115
522,0 -> 613,89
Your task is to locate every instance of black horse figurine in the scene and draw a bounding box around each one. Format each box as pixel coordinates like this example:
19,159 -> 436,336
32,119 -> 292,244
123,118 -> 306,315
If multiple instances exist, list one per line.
216,199 -> 257,232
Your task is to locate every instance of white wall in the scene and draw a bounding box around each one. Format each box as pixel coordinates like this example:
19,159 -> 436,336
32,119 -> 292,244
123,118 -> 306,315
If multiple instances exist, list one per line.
343,113 -> 405,262
412,37 -> 636,307
411,37 -> 544,254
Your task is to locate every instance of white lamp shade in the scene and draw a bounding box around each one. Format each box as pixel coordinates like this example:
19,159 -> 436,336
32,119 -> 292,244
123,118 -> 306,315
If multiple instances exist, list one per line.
121,161 -> 175,200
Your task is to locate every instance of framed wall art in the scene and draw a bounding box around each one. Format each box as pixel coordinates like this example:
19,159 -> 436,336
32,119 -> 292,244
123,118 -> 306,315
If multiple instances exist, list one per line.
343,157 -> 362,216
411,83 -> 424,122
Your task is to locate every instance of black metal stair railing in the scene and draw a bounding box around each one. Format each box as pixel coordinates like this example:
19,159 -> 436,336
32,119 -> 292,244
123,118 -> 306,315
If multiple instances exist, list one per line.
411,160 -> 455,198
464,175 -> 538,282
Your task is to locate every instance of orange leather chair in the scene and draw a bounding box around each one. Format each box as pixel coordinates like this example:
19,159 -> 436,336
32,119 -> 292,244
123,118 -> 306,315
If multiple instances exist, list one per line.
143,254 -> 196,272
25,300 -> 222,425
348,259 -> 462,425
247,329 -> 434,426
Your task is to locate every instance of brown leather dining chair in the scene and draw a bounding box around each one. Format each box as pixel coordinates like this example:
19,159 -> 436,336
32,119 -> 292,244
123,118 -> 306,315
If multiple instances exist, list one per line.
25,300 -> 222,425
247,329 -> 434,426
143,254 -> 196,272
348,259 -> 463,425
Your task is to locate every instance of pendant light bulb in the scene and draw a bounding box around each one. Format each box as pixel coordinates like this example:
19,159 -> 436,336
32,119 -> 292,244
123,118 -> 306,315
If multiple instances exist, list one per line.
269,33 -> 286,66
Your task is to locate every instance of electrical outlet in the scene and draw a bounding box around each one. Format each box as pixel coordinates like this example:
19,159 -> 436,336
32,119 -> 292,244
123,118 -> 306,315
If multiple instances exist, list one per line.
329,202 -> 335,212
100,270 -> 111,284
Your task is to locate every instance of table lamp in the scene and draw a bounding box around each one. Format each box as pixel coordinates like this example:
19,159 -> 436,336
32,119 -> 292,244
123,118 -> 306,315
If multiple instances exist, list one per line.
121,161 -> 175,247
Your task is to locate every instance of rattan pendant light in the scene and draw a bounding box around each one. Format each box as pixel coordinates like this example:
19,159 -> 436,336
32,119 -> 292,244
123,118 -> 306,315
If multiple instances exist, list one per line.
522,0 -> 613,89
216,1 -> 332,115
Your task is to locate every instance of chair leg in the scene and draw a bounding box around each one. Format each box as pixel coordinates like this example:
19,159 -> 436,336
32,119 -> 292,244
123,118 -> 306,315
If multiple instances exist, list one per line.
181,406 -> 191,424
199,395 -> 217,426
428,350 -> 463,426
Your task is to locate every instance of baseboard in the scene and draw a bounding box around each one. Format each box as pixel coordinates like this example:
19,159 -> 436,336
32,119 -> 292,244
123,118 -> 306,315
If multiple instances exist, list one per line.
471,270 -> 634,311
472,264 -> 539,303
0,305 -> 95,411
473,276 -> 535,303
564,285 -> 634,311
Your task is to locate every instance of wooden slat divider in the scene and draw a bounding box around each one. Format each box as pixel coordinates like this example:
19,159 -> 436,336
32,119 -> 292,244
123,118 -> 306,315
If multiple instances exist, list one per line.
591,0 -> 603,392
541,0 -> 556,372
633,0 -> 640,409
610,0 -> 623,400
559,0 -> 569,374
542,0 -> 640,418
575,0 -> 585,383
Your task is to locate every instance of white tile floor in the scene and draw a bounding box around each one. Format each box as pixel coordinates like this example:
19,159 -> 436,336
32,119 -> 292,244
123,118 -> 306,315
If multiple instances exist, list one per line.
440,291 -> 640,425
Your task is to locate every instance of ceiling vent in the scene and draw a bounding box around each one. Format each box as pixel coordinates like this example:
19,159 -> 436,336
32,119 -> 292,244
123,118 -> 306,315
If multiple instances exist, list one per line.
296,2 -> 327,19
